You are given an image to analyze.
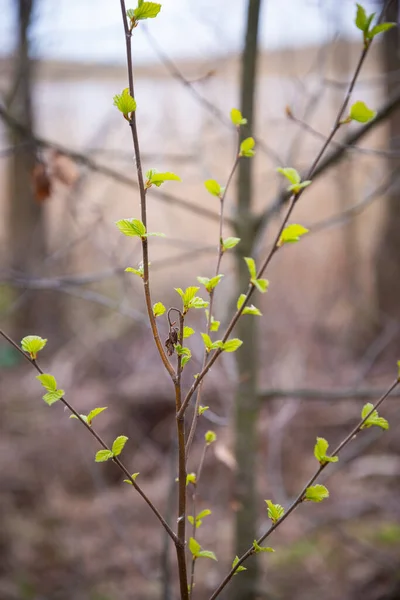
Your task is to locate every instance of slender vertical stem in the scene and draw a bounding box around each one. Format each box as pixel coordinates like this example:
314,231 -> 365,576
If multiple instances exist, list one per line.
188,443 -> 208,599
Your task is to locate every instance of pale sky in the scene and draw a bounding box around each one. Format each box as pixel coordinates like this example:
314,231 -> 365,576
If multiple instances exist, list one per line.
0,0 -> 380,64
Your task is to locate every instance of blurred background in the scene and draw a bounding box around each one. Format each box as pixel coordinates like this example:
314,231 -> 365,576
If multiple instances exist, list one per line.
1,0 -> 400,599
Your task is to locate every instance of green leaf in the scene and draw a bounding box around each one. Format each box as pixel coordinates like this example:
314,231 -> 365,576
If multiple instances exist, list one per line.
361,403 -> 389,430
205,430 -> 217,445
222,339 -> 243,353
252,278 -> 269,293
368,22 -> 396,39
279,224 -> 309,246
21,335 -> 47,359
188,515 -> 195,526
181,352 -> 192,369
265,500 -> 285,523
183,326 -> 195,339
153,302 -> 166,317
124,472 -> 140,484
133,1 -> 161,21
196,509 -> 212,520
244,257 -> 257,279
197,274 -> 224,293
253,540 -> 275,554
276,167 -> 301,185
198,405 -> 209,416
205,179 -> 222,197
186,472 -> 197,486
210,317 -> 220,332
43,390 -> 64,406
349,101 -> 376,123
201,333 -> 213,352
237,294 -> 262,315
116,218 -> 146,238
189,537 -> 201,557
146,170 -> 181,188
36,373 -> 57,392
230,108 -> 247,126
313,437 -> 339,465
112,435 -> 128,456
239,137 -> 255,157
355,3 -> 368,31
304,484 -> 329,503
87,407 -> 107,425
183,286 -> 199,305
188,296 -> 209,310
175,287 -> 184,299
125,265 -> 144,278
222,237 -> 240,251
95,449 -> 114,463
232,555 -> 247,573
113,88 -> 137,116
197,550 -> 217,561
70,414 -> 88,424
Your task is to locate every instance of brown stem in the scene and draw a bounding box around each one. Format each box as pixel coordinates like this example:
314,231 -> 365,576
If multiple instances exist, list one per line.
0,328 -> 178,543
188,443 -> 209,599
209,379 -> 399,599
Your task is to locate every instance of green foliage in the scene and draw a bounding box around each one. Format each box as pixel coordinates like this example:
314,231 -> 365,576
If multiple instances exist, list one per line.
360,403 -> 389,430
116,218 -> 165,239
239,137 -> 255,157
145,169 -> 181,189
174,344 -> 192,368
112,435 -> 129,456
205,430 -> 217,445
153,302 -> 166,317
232,555 -> 247,574
349,101 -> 376,123
125,264 -> 144,278
205,179 -> 222,197
265,500 -> 285,524
188,509 -> 212,529
278,224 -> 309,246
230,108 -> 247,126
304,484 -> 329,502
21,335 -> 47,360
221,338 -> 243,352
253,540 -> 275,554
123,472 -> 140,484
276,167 -> 312,194
237,293 -> 262,316
222,236 -> 240,251
127,1 -> 161,25
313,437 -> 339,465
205,310 -> 220,331
183,326 -> 195,339
36,374 -> 64,405
355,4 -> 396,43
244,257 -> 269,293
175,286 -> 209,313
201,333 -> 221,353
189,537 -> 217,561
70,407 -> 108,426
198,405 -> 209,416
95,449 -> 114,463
197,274 -> 224,293
113,88 -> 137,117
186,472 -> 197,486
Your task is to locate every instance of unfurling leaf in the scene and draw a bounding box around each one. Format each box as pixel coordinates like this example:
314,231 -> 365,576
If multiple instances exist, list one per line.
198,550 -> 217,560
124,472 -> 140,484
221,338 -> 243,353
349,101 -> 376,123
183,326 -> 195,339
232,555 -> 247,574
36,373 -> 57,392
230,108 -> 247,127
87,407 -> 108,425
21,335 -> 47,359
153,302 -> 166,317
222,237 -> 240,251
188,509 -> 212,529
244,257 -> 257,279
95,449 -> 114,463
355,3 -> 368,31
278,224 -> 309,246
361,403 -> 389,430
205,179 -> 222,197
239,137 -> 255,157
277,167 -> 311,194
237,293 -> 262,316
116,218 -> 146,238
113,88 -> 137,116
313,437 -> 339,465
198,405 -> 209,416
205,430 -> 217,445
129,2 -> 161,23
304,484 -> 329,503
112,435 -> 128,456
186,473 -> 197,486
197,274 -> 224,293
125,264 -> 144,278
43,390 -> 64,405
189,537 -> 201,557
368,22 -> 396,39
253,540 -> 275,554
265,500 -> 285,523
145,169 -> 181,189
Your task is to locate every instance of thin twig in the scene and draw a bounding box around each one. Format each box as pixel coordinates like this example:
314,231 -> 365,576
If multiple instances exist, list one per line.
209,379 -> 399,599
0,328 -> 178,544
188,442 -> 208,600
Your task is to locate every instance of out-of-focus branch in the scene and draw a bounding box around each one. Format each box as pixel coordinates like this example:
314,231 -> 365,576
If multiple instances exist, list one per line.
258,387 -> 400,401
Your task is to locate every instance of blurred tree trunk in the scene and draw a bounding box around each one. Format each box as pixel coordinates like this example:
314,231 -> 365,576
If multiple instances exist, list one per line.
375,0 -> 400,322
6,0 -> 66,341
232,2 -> 262,599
